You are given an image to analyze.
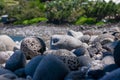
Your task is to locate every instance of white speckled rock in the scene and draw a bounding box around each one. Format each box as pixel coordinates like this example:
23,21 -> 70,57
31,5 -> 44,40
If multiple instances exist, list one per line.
44,49 -> 80,70
67,30 -> 83,39
0,35 -> 16,51
50,35 -> 83,50
20,37 -> 46,59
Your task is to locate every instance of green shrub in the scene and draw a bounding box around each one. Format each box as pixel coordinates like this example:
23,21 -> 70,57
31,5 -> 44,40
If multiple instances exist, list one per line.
22,17 -> 48,25
45,0 -> 85,24
96,21 -> 105,26
75,17 -> 96,25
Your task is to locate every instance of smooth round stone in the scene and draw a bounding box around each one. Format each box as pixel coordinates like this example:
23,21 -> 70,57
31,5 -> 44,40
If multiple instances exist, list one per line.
0,35 -> 16,51
114,41 -> 120,66
25,55 -> 44,77
102,55 -> 115,66
50,35 -> 83,50
73,46 -> 89,57
80,35 -> 90,43
33,54 -> 70,80
44,49 -> 80,70
0,51 -> 14,64
100,68 -> 120,80
78,56 -> 92,67
67,30 -> 83,39
5,50 -> 26,71
20,37 -> 46,59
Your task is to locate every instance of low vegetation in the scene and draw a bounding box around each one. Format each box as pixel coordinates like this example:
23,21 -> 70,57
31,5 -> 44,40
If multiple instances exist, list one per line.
0,0 -> 120,25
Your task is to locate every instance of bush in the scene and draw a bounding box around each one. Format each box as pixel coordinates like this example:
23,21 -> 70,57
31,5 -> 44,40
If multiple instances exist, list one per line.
75,17 -> 96,25
45,0 -> 85,24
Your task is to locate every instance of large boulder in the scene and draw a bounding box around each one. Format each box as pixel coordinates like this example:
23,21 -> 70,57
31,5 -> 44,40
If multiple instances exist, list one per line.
5,50 -> 26,71
50,35 -> 83,50
20,37 -> 46,59
33,54 -> 69,80
0,35 -> 16,51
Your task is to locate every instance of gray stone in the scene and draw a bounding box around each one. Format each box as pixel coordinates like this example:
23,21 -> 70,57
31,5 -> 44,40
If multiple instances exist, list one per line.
67,30 -> 83,39
73,46 -> 89,57
80,35 -> 90,43
93,34 -> 114,45
50,35 -> 82,50
33,54 -> 69,80
20,36 -> 46,59
5,50 -> 26,71
0,35 -> 16,51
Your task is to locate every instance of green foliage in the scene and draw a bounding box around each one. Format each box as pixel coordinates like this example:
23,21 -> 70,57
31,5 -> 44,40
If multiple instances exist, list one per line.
45,0 -> 85,24
96,21 -> 105,26
75,17 -> 96,25
14,17 -> 48,25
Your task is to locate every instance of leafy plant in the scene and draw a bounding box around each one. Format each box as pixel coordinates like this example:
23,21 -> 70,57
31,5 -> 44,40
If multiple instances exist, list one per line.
75,17 -> 96,25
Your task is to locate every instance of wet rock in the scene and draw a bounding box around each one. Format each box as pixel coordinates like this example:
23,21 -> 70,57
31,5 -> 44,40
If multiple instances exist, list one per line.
5,50 -> 26,71
100,68 -> 120,80
0,35 -> 16,51
25,55 -> 44,77
50,35 -> 83,50
20,37 -> 46,59
113,41 -> 120,66
33,54 -> 69,80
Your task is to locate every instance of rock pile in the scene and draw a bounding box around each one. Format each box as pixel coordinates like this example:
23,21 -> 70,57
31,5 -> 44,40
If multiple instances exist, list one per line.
0,26 -> 120,80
